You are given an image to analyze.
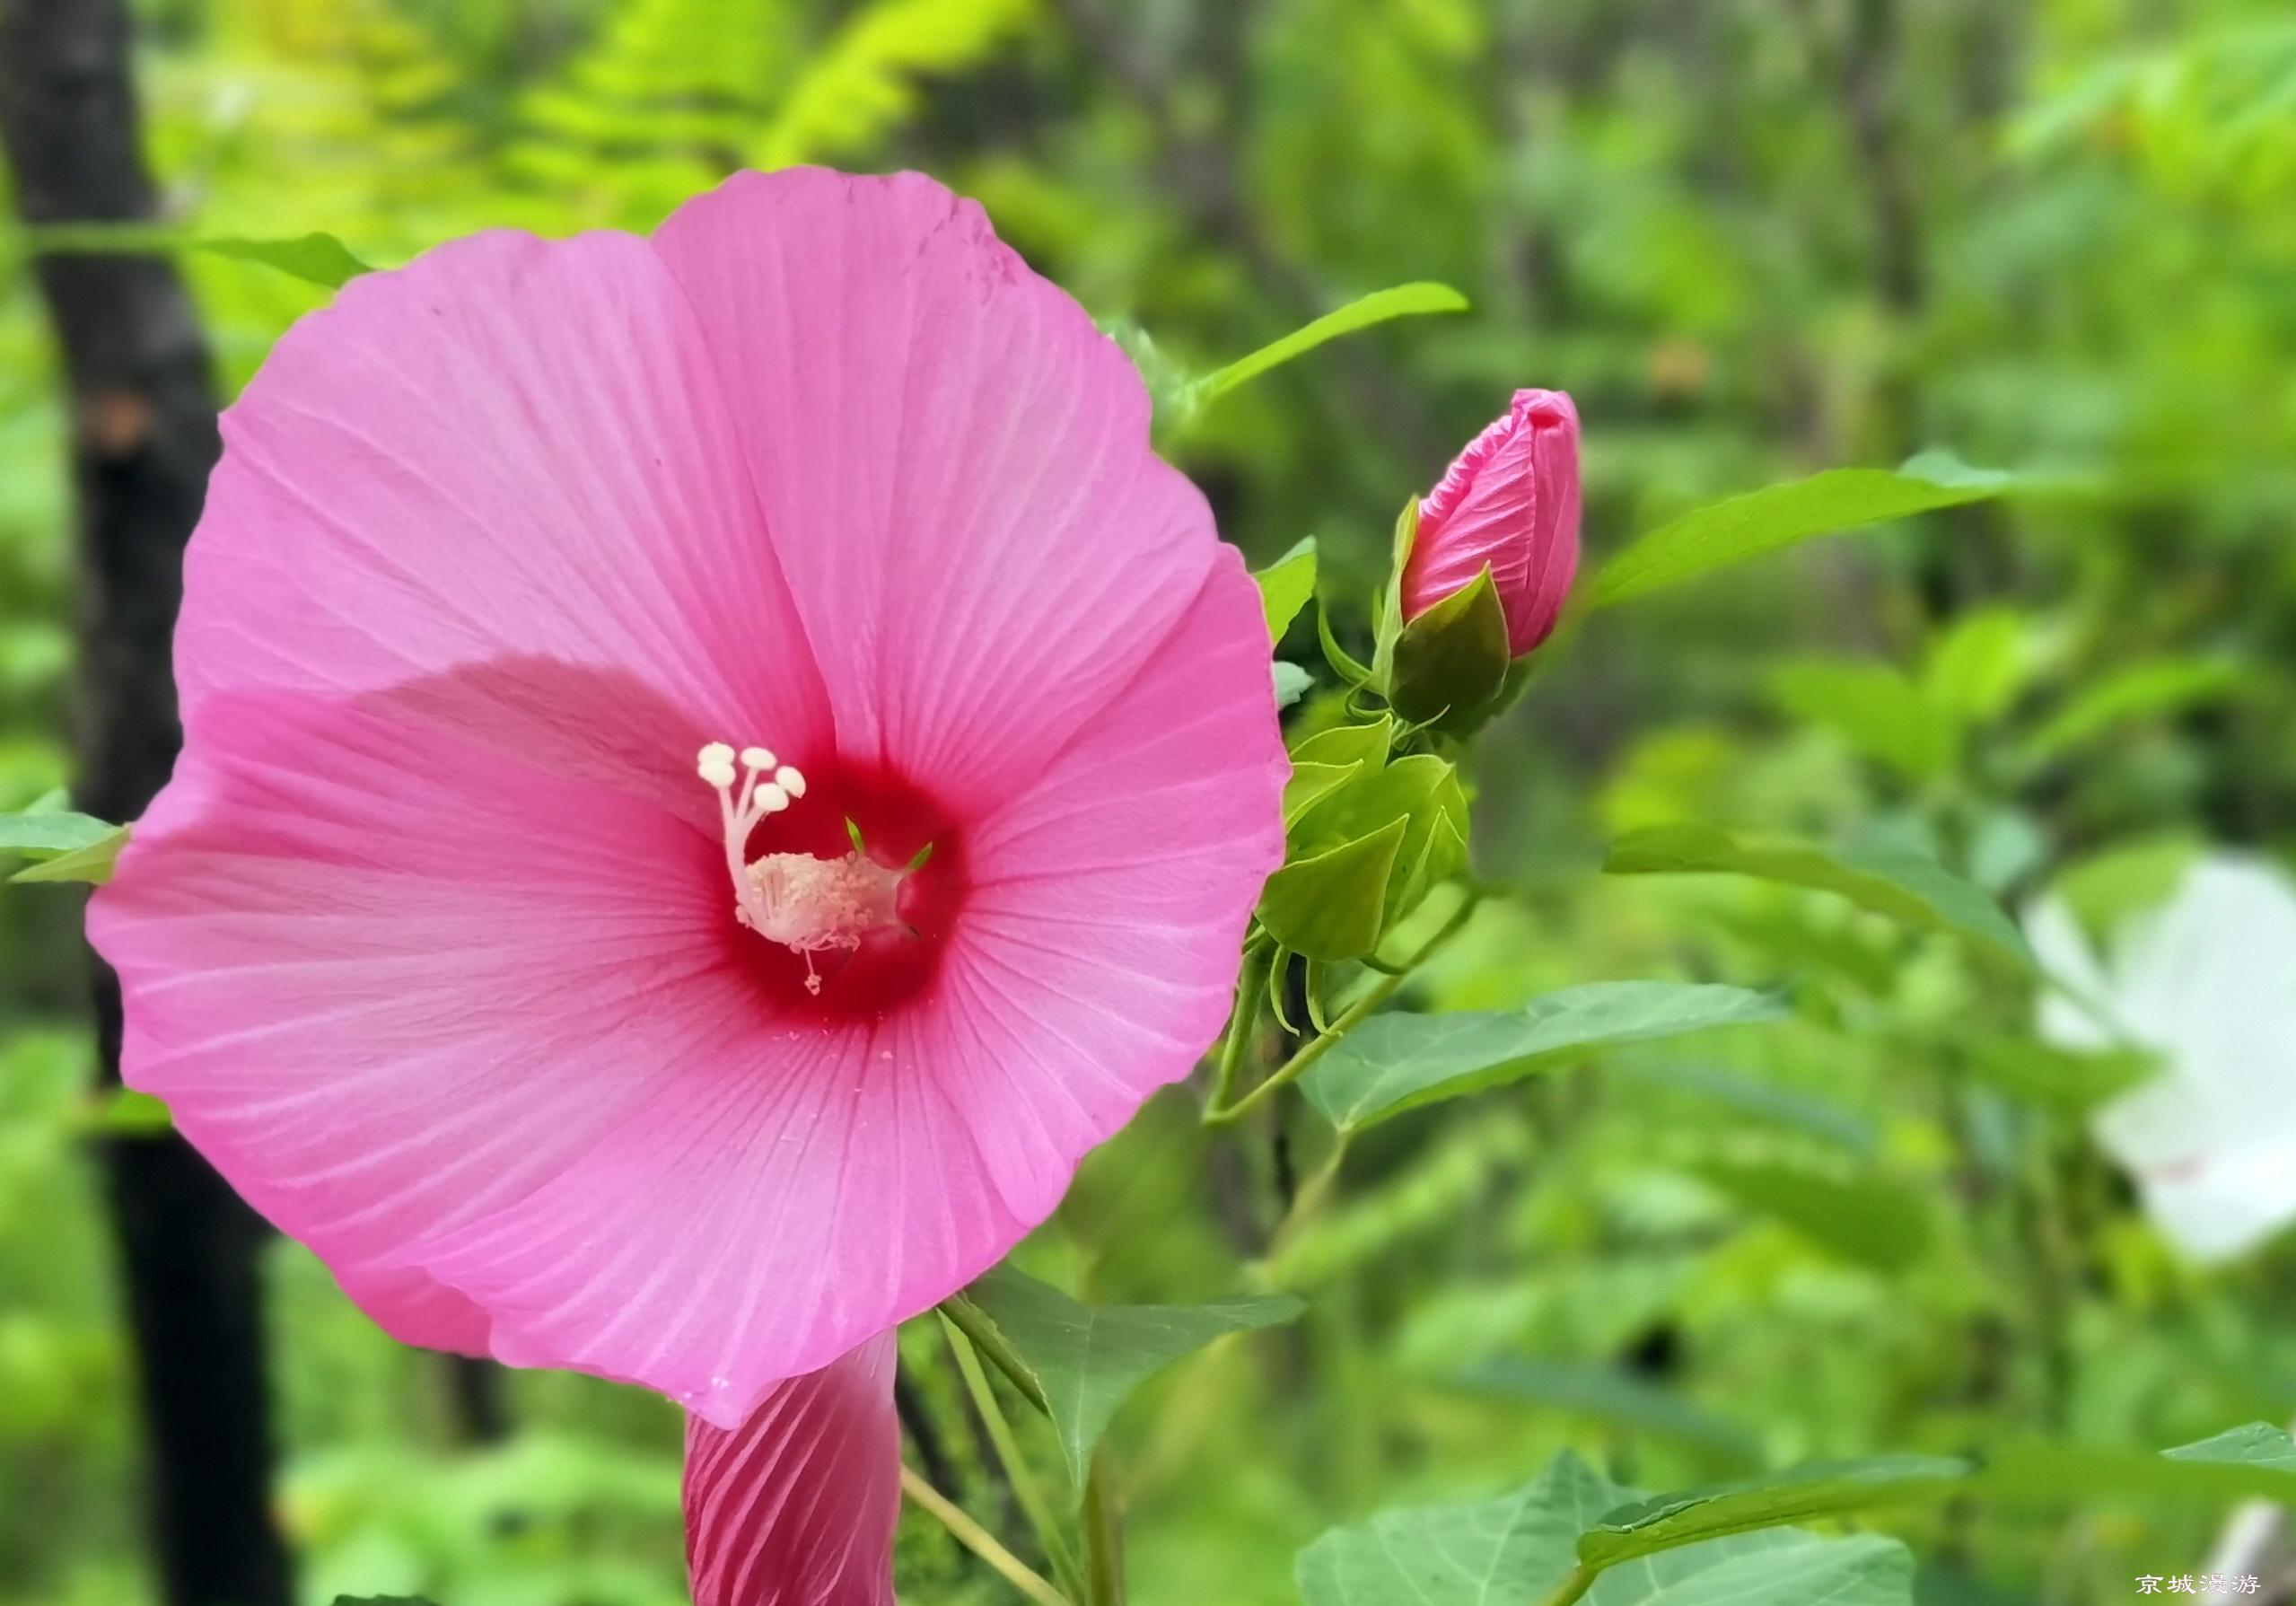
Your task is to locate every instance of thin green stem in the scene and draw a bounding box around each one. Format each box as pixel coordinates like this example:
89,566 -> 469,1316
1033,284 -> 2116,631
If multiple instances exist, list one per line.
939,1293 -> 1049,1415
1538,1563 -> 1597,1606
1204,892 -> 1482,1128
1082,1453 -> 1126,1606
900,1465 -> 1074,1606
1211,946 -> 1271,1109
941,1315 -> 1086,1601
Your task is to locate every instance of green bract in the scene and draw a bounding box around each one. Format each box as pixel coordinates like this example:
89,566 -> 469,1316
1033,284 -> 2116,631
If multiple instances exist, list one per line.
1256,717 -> 1468,961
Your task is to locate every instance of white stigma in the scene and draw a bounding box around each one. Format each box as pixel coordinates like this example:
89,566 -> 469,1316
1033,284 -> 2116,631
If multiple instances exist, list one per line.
695,740 -> 908,994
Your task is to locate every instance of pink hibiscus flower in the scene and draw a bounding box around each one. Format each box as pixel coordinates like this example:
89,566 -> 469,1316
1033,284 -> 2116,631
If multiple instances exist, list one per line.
87,163 -> 1285,1523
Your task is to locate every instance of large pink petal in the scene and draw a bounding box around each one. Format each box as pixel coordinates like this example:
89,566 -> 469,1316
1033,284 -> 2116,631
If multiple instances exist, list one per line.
685,1334 -> 900,1606
404,980 -> 1029,1426
86,666 -> 747,1356
652,168 -> 1217,803
181,224 -> 829,753
947,547 -> 1289,1198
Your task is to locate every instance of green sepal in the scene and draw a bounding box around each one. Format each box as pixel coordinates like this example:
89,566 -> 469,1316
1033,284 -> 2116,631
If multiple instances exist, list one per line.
1370,496 -> 1420,683
1315,601 -> 1374,687
1254,536 -> 1319,641
1258,816 -> 1409,961
1386,564 -> 1512,733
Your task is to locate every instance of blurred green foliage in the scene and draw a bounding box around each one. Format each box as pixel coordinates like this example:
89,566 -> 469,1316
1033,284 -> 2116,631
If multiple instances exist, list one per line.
6,1 -> 2296,1603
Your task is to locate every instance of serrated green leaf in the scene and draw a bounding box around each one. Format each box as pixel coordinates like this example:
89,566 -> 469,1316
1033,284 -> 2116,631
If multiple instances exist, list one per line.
1582,1455 -> 1974,1567
1299,982 -> 1787,1132
1605,822 -> 2031,963
1257,537 -> 1319,641
1296,1451 -> 1623,1606
748,0 -> 1035,169
1590,462 -> 2015,609
1294,1450 -> 1915,1606
964,1266 -> 1301,1486
1196,283 -> 1468,408
1258,816 -> 1408,961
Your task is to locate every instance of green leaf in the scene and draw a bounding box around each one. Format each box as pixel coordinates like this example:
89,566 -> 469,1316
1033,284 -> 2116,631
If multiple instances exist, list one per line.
2164,1423 -> 2296,1471
1291,717 -> 1394,772
27,223 -> 371,288
1298,981 -> 1788,1132
1581,1455 -> 1975,1567
9,824 -> 129,884
1284,761 -> 1366,827
1294,1450 -> 1915,1606
84,1089 -> 173,1136
1389,566 -> 1512,732
1959,1036 -> 2157,1113
3,809 -> 129,884
1455,1359 -> 1763,1463
1589,462 -> 2015,609
1770,661 -> 1957,781
1605,822 -> 2031,963
964,1266 -> 1301,1485
1287,754 -> 1468,935
1981,1423 -> 2296,1507
1257,538 -> 1319,641
330,1597 -> 441,1605
1923,608 -> 2032,724
2021,656 -> 2248,763
748,0 -> 1035,168
1196,283 -> 1469,407
1258,817 -> 1408,961
1679,1150 -> 1932,1272
0,810 -> 118,857
1296,1451 -> 1623,1606
198,233 -> 372,288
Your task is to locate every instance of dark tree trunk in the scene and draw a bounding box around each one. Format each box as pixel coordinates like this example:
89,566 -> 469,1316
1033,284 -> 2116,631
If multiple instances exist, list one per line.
0,5 -> 291,1605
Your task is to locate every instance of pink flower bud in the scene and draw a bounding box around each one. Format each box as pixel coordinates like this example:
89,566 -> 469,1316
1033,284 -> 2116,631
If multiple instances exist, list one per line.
1402,388 -> 1581,656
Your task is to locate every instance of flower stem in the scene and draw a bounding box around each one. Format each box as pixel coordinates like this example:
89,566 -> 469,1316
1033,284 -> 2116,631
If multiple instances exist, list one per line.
901,1464 -> 1074,1606
941,1314 -> 1086,1601
1203,892 -> 1481,1128
1082,1454 -> 1126,1606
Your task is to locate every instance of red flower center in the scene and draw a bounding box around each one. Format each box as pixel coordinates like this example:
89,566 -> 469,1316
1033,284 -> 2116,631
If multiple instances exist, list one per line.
701,744 -> 963,1019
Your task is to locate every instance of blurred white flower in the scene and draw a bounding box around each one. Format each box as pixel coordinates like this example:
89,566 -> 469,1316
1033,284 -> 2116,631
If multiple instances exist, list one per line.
2029,854 -> 2296,1263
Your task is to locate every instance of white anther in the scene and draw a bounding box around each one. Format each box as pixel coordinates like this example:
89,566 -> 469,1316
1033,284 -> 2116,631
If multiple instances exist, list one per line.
697,750 -> 737,788
741,746 -> 776,770
755,783 -> 790,814
775,766 -> 807,798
